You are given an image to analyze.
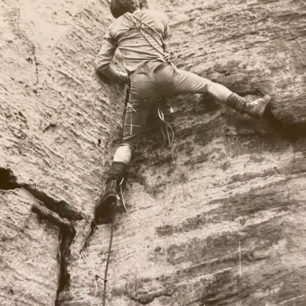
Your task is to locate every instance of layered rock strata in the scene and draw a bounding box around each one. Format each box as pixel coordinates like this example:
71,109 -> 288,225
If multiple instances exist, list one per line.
1,0 -> 306,305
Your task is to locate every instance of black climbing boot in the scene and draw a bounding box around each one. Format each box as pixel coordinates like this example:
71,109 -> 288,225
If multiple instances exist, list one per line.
94,162 -> 126,223
95,179 -> 118,223
227,93 -> 271,119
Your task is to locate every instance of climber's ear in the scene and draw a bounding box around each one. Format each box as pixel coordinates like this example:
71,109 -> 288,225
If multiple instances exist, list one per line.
139,0 -> 150,9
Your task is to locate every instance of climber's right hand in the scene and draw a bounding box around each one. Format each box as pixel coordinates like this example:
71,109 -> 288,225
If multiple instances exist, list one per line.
116,73 -> 129,85
96,66 -> 128,86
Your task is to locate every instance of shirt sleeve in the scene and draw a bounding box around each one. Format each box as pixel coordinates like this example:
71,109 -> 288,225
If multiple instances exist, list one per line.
95,29 -> 127,84
95,30 -> 117,72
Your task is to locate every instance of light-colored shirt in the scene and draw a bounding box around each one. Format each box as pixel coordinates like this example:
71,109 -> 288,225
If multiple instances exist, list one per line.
96,9 -> 170,76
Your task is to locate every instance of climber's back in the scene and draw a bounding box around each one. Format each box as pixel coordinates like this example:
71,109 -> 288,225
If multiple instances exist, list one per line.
101,0 -> 170,73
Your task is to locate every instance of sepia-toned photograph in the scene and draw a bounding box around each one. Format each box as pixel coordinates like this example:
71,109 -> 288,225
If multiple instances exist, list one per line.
1,0 -> 306,305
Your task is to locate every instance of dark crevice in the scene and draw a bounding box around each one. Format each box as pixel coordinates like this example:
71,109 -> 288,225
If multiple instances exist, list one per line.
23,184 -> 83,221
31,205 -> 75,306
264,106 -> 306,140
0,167 -> 84,221
80,220 -> 97,252
0,167 -> 84,305
0,168 -> 20,190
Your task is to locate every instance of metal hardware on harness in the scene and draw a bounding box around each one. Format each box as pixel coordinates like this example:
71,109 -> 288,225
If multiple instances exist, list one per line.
158,107 -> 176,162
158,107 -> 174,147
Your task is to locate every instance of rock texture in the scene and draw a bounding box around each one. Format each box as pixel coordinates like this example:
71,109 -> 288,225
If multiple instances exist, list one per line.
1,0 -> 306,305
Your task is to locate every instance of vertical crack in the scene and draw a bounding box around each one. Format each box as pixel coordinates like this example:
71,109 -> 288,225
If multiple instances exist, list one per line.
33,46 -> 39,86
80,220 -> 97,252
0,167 -> 84,305
7,8 -> 40,87
32,205 -> 76,305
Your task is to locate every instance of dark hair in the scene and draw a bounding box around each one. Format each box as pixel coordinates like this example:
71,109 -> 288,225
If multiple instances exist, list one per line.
110,0 -> 139,18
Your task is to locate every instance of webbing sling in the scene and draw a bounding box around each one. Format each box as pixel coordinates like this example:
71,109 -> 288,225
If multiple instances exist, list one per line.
124,13 -> 170,62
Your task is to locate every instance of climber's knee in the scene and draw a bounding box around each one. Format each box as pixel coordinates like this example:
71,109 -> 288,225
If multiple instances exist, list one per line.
113,144 -> 133,165
207,81 -> 232,103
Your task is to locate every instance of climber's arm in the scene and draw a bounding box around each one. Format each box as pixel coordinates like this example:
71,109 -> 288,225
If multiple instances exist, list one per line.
95,32 -> 128,84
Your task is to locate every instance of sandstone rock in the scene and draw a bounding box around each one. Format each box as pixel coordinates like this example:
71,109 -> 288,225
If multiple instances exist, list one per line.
0,189 -> 59,305
1,0 -> 306,305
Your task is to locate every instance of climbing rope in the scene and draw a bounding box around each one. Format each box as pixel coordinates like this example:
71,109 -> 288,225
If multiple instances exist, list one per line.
98,15 -> 175,303
102,216 -> 115,306
101,187 -> 127,305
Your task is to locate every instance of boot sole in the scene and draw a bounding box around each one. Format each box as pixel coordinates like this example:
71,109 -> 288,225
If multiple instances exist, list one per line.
250,95 -> 271,119
259,95 -> 271,118
95,194 -> 117,223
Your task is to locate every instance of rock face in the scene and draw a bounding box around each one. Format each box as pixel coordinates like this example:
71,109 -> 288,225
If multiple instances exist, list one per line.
1,0 -> 306,305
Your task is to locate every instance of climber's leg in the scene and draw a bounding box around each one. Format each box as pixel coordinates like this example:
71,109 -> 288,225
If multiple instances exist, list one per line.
95,144 -> 132,223
156,65 -> 270,119
169,69 -> 231,102
113,144 -> 132,164
95,103 -> 150,222
95,66 -> 156,222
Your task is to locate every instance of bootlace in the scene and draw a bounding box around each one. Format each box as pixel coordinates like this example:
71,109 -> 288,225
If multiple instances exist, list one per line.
119,178 -> 127,212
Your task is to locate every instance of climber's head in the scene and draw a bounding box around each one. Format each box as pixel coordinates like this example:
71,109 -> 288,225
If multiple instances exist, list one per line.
110,0 -> 140,18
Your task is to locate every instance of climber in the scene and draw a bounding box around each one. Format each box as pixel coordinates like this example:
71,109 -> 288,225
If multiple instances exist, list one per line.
94,0 -> 271,222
